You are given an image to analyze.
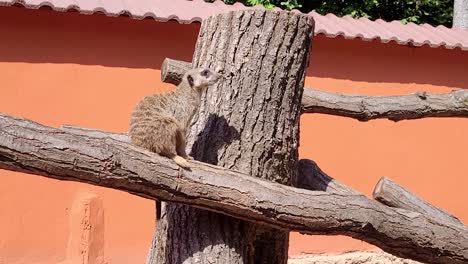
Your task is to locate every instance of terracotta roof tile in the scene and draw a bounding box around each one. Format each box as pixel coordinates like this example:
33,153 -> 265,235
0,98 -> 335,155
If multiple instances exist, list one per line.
1,0 -> 467,50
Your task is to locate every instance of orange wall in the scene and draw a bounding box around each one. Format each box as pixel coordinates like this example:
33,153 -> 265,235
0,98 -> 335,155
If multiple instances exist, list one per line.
0,6 -> 467,264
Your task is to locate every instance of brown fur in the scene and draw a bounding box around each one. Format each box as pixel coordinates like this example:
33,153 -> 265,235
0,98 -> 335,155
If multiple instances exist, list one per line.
129,68 -> 220,168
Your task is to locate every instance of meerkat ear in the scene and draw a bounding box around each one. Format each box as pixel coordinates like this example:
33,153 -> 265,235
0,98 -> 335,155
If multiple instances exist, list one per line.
187,74 -> 194,87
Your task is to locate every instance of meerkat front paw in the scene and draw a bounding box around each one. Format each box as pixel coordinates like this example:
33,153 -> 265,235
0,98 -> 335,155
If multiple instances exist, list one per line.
172,155 -> 191,168
183,155 -> 194,160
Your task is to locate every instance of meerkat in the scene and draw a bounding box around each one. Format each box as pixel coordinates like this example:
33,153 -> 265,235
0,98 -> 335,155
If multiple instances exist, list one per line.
129,67 -> 220,168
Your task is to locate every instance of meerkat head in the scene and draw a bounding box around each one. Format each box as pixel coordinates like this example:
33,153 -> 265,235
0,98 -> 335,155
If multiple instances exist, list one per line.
184,68 -> 220,91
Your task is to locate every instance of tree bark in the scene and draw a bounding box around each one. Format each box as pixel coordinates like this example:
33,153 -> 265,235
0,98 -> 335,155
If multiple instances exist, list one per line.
454,0 -> 468,29
373,176 -> 464,227
162,58 -> 468,122
289,252 -> 423,264
1,113 -> 467,264
151,9 -> 314,264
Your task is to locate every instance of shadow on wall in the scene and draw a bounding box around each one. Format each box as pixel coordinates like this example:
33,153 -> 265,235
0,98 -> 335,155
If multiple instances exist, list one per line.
0,6 -> 200,69
308,35 -> 468,88
1,6 -> 467,89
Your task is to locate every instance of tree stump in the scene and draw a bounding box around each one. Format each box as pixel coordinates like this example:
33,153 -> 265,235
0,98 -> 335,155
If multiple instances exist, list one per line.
147,9 -> 314,263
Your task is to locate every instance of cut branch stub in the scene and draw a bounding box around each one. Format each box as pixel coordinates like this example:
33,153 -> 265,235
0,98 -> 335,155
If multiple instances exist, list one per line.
373,176 -> 464,227
162,58 -> 468,121
161,58 -> 190,85
152,9 -> 315,264
160,58 -> 191,86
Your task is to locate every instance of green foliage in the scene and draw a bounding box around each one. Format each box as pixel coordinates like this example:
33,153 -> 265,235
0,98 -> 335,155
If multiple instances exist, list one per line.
222,0 -> 302,10
219,0 -> 454,27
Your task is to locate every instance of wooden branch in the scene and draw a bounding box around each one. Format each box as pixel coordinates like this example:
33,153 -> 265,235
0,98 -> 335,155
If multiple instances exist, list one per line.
0,113 -> 467,264
373,176 -> 464,227
301,88 -> 468,121
289,252 -> 423,264
299,164 -> 465,228
161,58 -> 468,121
160,58 -> 190,85
160,58 -> 191,86
60,125 -> 129,142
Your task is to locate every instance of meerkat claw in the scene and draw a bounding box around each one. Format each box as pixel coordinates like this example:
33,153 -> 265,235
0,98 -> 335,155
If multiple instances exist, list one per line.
172,155 -> 191,168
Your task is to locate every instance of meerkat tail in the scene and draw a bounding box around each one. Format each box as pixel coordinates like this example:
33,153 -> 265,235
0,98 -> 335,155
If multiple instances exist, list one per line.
172,155 -> 191,168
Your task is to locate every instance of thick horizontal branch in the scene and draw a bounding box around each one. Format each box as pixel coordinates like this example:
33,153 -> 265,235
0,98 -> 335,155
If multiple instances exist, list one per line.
0,113 -> 467,264
161,58 -> 468,121
373,176 -> 464,227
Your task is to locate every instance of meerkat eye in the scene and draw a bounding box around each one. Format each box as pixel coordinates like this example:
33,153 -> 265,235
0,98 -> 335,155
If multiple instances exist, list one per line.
201,69 -> 210,77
